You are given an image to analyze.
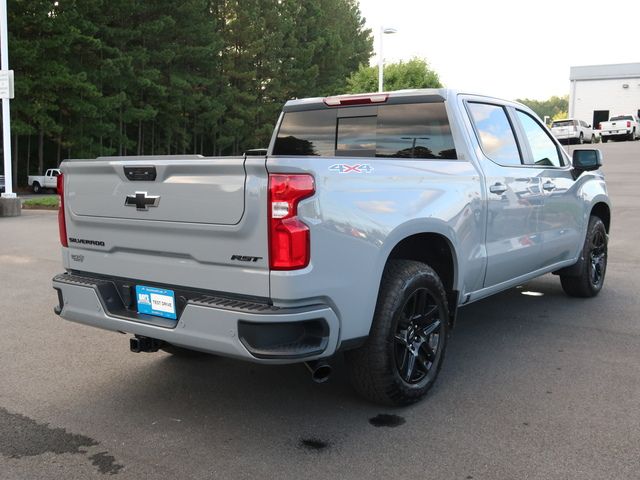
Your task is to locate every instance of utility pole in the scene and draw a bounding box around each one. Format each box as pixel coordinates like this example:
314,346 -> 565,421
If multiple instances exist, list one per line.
378,27 -> 397,93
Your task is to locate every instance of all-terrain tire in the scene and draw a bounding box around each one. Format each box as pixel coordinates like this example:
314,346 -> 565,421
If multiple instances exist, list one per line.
345,260 -> 449,406
560,216 -> 607,298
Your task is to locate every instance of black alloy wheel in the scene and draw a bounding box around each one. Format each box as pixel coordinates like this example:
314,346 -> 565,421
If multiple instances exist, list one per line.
346,260 -> 449,406
394,288 -> 443,384
560,216 -> 608,297
588,227 -> 607,289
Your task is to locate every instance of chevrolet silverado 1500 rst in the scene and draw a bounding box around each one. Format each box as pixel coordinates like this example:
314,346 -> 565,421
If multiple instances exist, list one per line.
52,89 -> 611,406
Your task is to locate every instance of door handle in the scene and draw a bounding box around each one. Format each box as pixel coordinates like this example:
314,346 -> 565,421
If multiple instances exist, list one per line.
543,181 -> 556,191
489,183 -> 507,195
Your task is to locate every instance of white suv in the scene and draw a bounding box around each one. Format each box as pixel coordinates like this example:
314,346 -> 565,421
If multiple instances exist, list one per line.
551,119 -> 595,144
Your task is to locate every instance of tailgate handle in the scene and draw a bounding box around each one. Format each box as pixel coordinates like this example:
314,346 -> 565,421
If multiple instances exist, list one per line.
124,166 -> 157,181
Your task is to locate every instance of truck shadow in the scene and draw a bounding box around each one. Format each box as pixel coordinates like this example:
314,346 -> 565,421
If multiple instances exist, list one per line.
72,273 -> 611,456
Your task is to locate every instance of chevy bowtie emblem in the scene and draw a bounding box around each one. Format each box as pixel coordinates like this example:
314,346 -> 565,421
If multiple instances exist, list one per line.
125,192 -> 160,211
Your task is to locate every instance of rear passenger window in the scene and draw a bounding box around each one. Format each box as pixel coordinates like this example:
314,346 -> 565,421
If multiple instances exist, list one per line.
273,102 -> 457,159
516,110 -> 564,167
467,102 -> 522,166
376,104 -> 457,159
336,116 -> 377,156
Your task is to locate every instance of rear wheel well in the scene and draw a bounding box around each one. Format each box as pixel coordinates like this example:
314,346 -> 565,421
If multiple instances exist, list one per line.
387,233 -> 455,291
591,203 -> 610,233
385,233 -> 458,328
387,234 -> 455,292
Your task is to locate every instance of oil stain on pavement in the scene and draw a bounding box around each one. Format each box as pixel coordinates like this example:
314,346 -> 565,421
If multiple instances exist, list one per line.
299,438 -> 329,451
0,407 -> 123,474
368,414 -> 406,427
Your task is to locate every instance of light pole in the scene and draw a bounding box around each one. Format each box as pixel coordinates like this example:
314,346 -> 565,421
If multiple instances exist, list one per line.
0,0 -> 19,216
401,137 -> 430,157
378,26 -> 397,93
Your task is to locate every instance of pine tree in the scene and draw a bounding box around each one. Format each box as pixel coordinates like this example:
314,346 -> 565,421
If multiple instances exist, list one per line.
7,0 -> 373,185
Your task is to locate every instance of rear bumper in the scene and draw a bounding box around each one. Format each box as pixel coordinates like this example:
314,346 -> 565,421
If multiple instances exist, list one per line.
601,130 -> 629,136
52,273 -> 340,364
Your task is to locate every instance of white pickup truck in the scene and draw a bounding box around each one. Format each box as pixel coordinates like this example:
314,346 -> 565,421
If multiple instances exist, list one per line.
28,168 -> 61,193
599,114 -> 639,142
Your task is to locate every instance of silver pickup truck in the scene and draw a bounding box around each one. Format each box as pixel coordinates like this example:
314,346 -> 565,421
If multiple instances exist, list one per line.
52,89 -> 610,406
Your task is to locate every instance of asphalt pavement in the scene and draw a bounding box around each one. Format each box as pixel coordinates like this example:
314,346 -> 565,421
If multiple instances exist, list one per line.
1,141 -> 639,479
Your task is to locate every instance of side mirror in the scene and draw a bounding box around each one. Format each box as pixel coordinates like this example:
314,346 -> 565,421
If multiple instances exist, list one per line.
572,149 -> 602,172
587,124 -> 592,128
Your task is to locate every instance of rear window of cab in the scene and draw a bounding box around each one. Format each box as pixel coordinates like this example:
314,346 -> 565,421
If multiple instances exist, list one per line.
610,115 -> 633,121
273,103 -> 457,160
552,120 -> 576,127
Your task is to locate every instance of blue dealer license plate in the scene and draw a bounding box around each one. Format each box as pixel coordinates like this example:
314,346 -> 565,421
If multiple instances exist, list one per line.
135,285 -> 177,320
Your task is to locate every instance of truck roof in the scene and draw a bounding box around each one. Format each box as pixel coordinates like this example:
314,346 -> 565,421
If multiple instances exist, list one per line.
282,88 -> 527,112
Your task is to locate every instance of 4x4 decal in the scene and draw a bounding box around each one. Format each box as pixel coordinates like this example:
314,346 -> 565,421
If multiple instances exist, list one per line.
329,163 -> 373,174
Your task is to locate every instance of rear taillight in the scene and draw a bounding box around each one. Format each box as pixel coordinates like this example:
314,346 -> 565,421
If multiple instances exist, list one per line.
627,121 -> 631,128
57,173 -> 68,247
268,174 -> 315,270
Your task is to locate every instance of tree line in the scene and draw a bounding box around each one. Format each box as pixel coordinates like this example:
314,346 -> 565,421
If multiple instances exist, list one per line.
516,95 -> 569,123
6,0 -> 372,186
346,58 -> 442,93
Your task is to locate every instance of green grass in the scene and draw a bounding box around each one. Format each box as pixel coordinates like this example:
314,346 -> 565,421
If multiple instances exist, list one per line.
22,196 -> 59,208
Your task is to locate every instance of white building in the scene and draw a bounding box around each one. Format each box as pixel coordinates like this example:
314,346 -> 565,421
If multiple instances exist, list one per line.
569,62 -> 640,128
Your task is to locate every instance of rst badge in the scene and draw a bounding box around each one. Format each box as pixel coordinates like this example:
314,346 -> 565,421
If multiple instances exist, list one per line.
329,163 -> 373,174
125,192 -> 160,211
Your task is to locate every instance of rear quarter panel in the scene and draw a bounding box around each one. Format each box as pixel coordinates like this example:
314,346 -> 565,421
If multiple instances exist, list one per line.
267,102 -> 486,341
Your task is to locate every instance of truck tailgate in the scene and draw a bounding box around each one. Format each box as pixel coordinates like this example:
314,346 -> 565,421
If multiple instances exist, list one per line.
67,157 -> 245,224
61,156 -> 270,298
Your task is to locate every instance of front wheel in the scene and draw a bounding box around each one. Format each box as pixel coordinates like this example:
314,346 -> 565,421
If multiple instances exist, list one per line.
345,260 -> 449,406
560,216 -> 607,297
32,182 -> 41,193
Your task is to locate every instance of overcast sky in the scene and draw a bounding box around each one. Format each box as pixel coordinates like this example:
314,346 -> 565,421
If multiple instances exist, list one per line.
357,0 -> 640,100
